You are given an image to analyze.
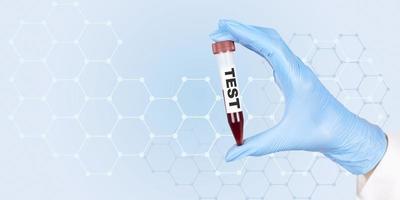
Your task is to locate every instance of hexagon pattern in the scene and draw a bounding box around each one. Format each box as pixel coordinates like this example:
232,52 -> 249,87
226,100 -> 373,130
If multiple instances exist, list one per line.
241,171 -> 269,198
337,63 -> 364,89
112,118 -> 150,155
145,99 -> 182,136
194,172 -> 222,198
311,157 -> 340,185
112,80 -> 150,116
13,100 -> 52,137
79,100 -> 118,136
79,137 -> 118,174
146,143 -> 176,172
12,23 -> 53,60
177,118 -> 215,154
0,44 -> 19,80
47,81 -> 85,116
265,185 -> 293,200
243,79 -> 275,116
288,33 -> 316,61
311,48 -> 341,76
177,79 -> 216,116
336,34 -> 365,62
4,5 -> 390,199
79,24 -> 119,59
14,61 -> 52,97
47,118 -> 85,155
169,157 -> 199,185
47,43 -> 85,79
46,5 -> 85,42
79,62 -> 117,97
218,185 -> 246,200
288,173 -> 317,198
0,81 -> 20,116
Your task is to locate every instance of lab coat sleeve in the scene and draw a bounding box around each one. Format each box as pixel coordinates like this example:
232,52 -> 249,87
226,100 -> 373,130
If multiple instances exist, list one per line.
357,133 -> 400,200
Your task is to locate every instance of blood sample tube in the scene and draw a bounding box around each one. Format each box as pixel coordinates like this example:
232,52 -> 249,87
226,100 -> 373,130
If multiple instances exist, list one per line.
212,40 -> 244,146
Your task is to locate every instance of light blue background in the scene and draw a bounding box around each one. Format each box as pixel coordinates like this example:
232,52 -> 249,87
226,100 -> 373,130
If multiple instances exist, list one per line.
0,0 -> 397,199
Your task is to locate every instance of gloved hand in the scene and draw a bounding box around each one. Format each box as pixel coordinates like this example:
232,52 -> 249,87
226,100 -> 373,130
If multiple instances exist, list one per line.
210,19 -> 387,175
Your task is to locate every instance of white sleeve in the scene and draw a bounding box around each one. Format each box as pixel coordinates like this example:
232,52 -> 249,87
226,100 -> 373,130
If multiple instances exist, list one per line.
357,133 -> 400,200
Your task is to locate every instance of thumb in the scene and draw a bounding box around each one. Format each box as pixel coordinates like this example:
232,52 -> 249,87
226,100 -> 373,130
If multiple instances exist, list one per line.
210,19 -> 295,74
225,124 -> 292,162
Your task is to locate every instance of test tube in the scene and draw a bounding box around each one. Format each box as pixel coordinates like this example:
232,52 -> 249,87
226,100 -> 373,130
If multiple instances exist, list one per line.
212,40 -> 244,146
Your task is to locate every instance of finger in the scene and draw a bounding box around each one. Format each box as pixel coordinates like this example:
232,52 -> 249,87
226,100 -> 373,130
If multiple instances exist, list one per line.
225,141 -> 255,162
209,30 -> 234,41
210,19 -> 298,94
225,124 -> 293,162
213,20 -> 295,71
210,20 -> 269,58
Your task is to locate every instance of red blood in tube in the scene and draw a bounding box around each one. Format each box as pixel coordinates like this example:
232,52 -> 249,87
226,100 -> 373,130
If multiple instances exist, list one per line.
227,111 -> 244,145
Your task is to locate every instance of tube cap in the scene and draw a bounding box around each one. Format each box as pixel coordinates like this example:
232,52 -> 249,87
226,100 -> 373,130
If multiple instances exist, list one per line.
212,40 -> 235,54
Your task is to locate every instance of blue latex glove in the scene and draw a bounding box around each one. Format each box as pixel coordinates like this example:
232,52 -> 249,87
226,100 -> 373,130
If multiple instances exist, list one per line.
210,19 -> 387,175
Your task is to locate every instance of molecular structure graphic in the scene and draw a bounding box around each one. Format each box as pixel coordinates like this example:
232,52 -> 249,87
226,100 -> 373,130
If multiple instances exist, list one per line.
1,1 -> 390,199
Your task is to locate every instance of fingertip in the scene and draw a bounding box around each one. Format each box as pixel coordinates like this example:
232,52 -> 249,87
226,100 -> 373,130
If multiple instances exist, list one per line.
224,146 -> 237,162
218,19 -> 230,26
225,153 -> 239,162
208,31 -> 219,40
225,155 -> 235,162
218,19 -> 240,28
216,20 -> 264,54
209,31 -> 234,42
224,143 -> 252,162
217,19 -> 230,32
225,144 -> 245,162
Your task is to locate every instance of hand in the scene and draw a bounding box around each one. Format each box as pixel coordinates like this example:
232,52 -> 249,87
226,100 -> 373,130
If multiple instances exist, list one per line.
210,19 -> 387,175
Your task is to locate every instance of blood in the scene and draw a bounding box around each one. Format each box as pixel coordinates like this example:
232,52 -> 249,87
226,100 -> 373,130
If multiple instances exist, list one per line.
227,111 -> 244,146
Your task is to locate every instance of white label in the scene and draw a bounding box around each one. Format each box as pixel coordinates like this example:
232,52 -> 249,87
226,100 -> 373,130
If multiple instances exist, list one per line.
220,66 -> 242,114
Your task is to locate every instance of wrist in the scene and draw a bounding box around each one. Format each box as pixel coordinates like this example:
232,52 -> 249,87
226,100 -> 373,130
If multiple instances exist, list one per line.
324,115 -> 388,175
357,121 -> 388,175
364,134 -> 388,178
